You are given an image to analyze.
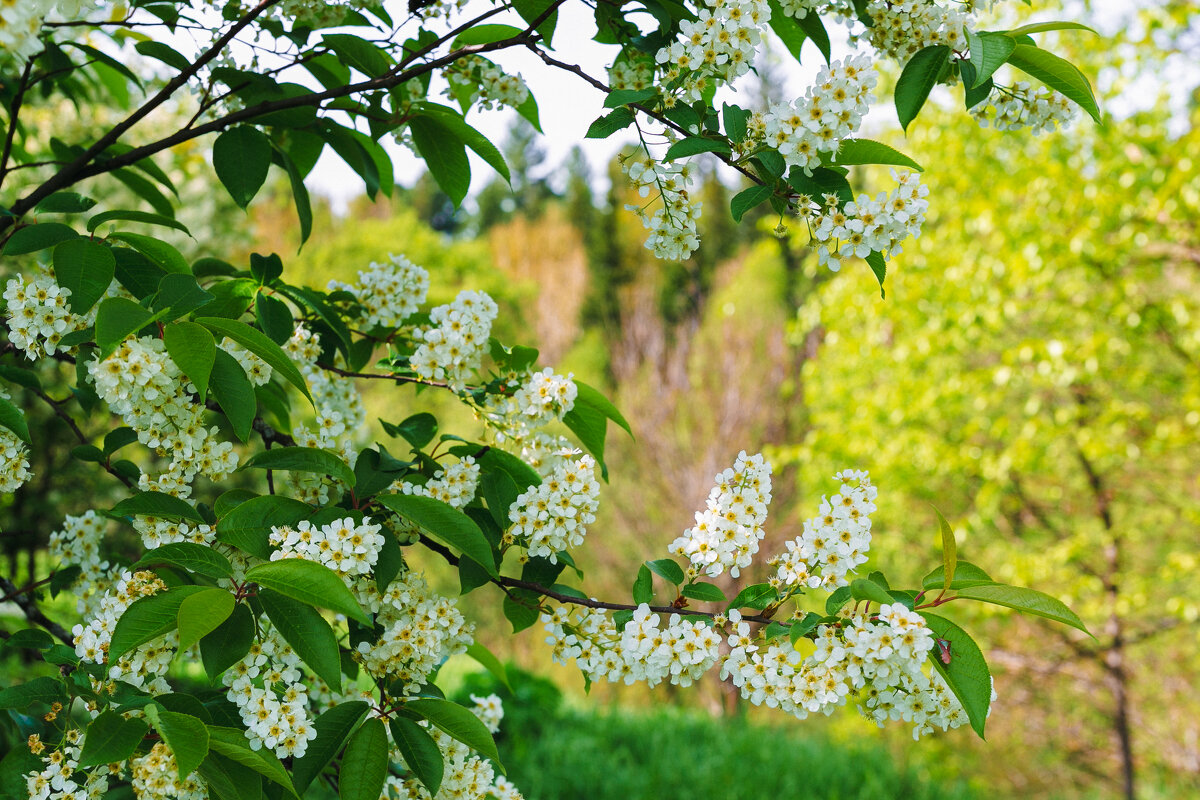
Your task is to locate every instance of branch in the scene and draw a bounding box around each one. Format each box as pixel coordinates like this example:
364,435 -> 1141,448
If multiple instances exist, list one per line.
414,534 -> 782,627
27,385 -> 135,488
0,575 -> 74,646
0,58 -> 37,188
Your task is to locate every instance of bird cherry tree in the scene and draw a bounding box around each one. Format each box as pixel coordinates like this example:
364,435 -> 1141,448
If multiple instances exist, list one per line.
0,2 -> 1102,800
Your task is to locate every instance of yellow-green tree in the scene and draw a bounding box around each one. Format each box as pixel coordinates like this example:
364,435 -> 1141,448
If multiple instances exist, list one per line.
778,105 -> 1200,797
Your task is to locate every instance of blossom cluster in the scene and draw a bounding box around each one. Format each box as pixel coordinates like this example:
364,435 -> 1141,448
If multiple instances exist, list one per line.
758,54 -> 877,174
328,253 -> 429,329
0,425 -> 31,494
285,323 -> 364,503
48,511 -> 110,613
511,367 -> 578,426
654,0 -> 772,101
801,170 -> 930,271
445,55 -> 530,111
3,268 -> 93,359
770,469 -> 877,590
26,728 -> 114,800
608,56 -> 654,92
130,742 -> 206,800
859,0 -> 969,62
507,454 -> 601,562
396,455 -> 480,509
410,290 -> 498,391
476,365 -> 579,476
669,451 -> 773,578
222,627 -> 319,758
622,152 -> 703,262
269,516 -> 385,579
73,569 -> 176,694
356,568 -> 473,691
0,0 -> 55,68
971,82 -> 1077,135
88,336 -> 239,496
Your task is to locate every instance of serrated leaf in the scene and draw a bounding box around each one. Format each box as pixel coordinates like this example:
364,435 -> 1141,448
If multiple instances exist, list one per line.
87,209 -> 191,236
923,613 -> 992,738
921,561 -> 994,590
155,710 -> 209,778
244,559 -> 369,624
259,588 -> 342,691
412,103 -> 511,185
827,139 -> 923,172
895,45 -> 951,132
384,412 -> 437,449
789,611 -> 822,645
389,717 -> 443,796
111,492 -> 205,523
209,348 -> 256,442
967,31 -> 1016,88
177,588 -> 236,652
109,232 -> 189,274
134,542 -> 233,578
0,396 -> 30,445
339,718 -> 389,800
376,493 -> 496,576
78,711 -> 149,767
955,584 -> 1090,634
0,677 -> 64,710
409,116 -> 470,207
164,321 -> 216,402
663,136 -> 732,161
241,446 -> 355,487
1006,21 -> 1098,36
850,577 -> 893,606
94,296 -> 159,357
291,701 -> 370,794
632,564 -> 653,604
200,603 -> 255,681
731,184 -> 773,223
196,317 -> 311,402
405,699 -> 502,766
680,582 -> 726,602
728,583 -> 776,611
797,12 -> 831,63
585,107 -> 634,139
1,222 -> 78,255
1006,44 -> 1101,123
646,558 -> 685,585
465,642 -> 511,691
216,494 -> 313,559
109,586 -> 206,663
53,238 -> 115,314
934,507 -> 957,592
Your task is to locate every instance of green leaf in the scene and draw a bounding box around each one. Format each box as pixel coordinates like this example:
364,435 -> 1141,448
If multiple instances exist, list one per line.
465,642 -> 511,691
406,698 -> 502,765
0,396 -> 30,445
766,1 -> 806,61
111,491 -> 205,524
177,588 -> 236,652
730,184 -> 772,223
200,603 -> 255,681
1006,44 -> 1102,123
797,12 -> 832,62
53,238 -> 115,314
153,274 -> 214,322
87,209 -> 191,236
376,493 -> 497,576
1006,21 -> 1098,36
339,718 -> 389,800
35,192 -> 97,214
789,611 -> 822,645
134,542 -> 234,579
244,559 -> 369,624
254,293 -> 293,344
894,45 -> 951,132
825,585 -> 852,615
198,752 -> 261,800
78,711 -> 149,768
966,31 -> 1016,88
322,33 -> 392,78
561,381 -> 631,481
727,583 -> 776,611
275,147 -> 312,244
388,717 -> 444,796
2,222 -> 78,255
164,321 -> 216,402
502,590 -> 541,632
409,116 -> 470,207
646,559 -> 685,585
604,88 -> 657,108
291,701 -> 371,794
109,232 -> 189,274
722,103 -> 749,143
453,24 -> 524,47
866,250 -> 887,297
241,446 -> 355,487
1,629 -> 53,652
109,586 -> 206,662
413,104 -> 511,185
112,168 -> 176,218
632,564 -> 653,604
585,107 -> 634,139
259,588 -> 343,691
385,412 -> 438,449
850,577 -> 893,606
94,296 -> 159,357
196,317 -> 311,402
934,507 -> 957,593
155,709 -> 210,778
515,91 -> 542,133
921,561 -> 994,590
210,348 -> 256,442
216,494 -> 312,559
664,136 -> 732,161
0,677 -> 64,710
954,584 -> 1090,635
511,0 -> 558,43
923,613 -> 992,738
136,40 -> 191,71
681,582 -> 726,602
206,726 -> 297,796
826,139 -> 923,172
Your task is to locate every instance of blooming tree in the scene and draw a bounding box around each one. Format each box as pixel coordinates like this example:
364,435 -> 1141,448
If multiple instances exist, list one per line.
0,2 -> 1103,800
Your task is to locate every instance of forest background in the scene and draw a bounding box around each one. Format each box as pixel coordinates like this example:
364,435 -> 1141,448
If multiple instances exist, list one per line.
3,1 -> 1198,799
